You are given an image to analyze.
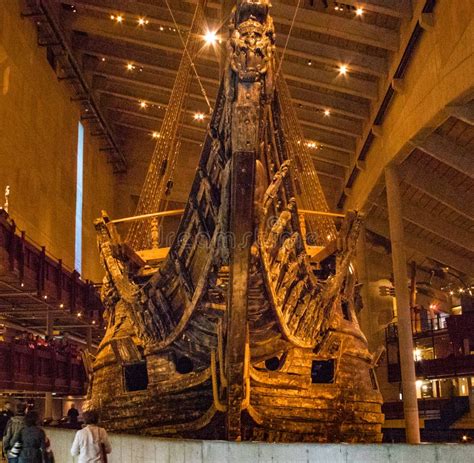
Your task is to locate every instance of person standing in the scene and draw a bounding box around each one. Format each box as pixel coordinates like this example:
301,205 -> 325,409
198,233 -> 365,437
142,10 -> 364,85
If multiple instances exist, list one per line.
0,403 -> 14,459
3,403 -> 26,463
14,411 -> 46,463
67,405 -> 79,426
70,411 -> 111,463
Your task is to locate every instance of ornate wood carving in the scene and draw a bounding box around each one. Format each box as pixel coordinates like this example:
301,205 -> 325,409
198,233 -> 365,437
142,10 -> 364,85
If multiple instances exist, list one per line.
87,0 -> 383,443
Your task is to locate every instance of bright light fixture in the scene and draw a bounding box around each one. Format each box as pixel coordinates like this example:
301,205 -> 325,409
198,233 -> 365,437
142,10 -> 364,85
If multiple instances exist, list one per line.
204,30 -> 218,45
339,64 -> 348,75
194,112 -> 205,121
110,14 -> 124,23
138,17 -> 149,26
356,7 -> 364,16
126,63 -> 134,71
139,100 -> 148,109
324,109 -> 331,116
152,131 -> 160,139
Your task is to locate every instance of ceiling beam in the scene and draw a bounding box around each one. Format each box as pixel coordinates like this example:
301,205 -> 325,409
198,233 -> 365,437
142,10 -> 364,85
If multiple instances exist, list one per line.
95,82 -> 356,154
273,29 -> 387,77
281,60 -> 378,101
72,0 -> 386,77
411,133 -> 474,178
366,217 -> 474,276
322,0 -> 411,18
73,30 -> 372,119
91,67 -> 362,137
69,14 -> 378,100
108,101 -> 356,156
78,44 -> 369,120
399,162 -> 474,220
112,113 -> 347,180
271,2 -> 399,51
374,199 -> 474,252
445,100 -> 474,126
113,120 -> 203,147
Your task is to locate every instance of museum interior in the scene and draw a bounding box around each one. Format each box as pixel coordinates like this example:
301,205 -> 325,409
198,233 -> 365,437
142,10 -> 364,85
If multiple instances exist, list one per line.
0,0 -> 473,457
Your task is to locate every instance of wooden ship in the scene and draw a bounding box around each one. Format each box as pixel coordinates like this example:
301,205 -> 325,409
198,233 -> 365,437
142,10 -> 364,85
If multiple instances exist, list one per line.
85,0 -> 384,442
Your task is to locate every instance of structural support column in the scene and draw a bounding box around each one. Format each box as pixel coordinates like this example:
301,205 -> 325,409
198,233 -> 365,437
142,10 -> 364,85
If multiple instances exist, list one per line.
46,309 -> 54,337
86,327 -> 93,352
385,165 -> 420,443
356,223 -> 373,345
44,393 -> 53,420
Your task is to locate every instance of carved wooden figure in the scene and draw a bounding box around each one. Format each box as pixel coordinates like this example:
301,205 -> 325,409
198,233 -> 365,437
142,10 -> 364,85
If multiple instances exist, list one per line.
87,0 -> 383,443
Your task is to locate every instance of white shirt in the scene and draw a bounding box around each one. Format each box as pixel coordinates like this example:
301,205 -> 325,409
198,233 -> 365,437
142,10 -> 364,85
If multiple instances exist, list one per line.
71,425 -> 112,463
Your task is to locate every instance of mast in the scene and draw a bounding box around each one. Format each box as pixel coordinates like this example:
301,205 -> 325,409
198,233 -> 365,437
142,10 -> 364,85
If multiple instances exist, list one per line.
225,0 -> 274,440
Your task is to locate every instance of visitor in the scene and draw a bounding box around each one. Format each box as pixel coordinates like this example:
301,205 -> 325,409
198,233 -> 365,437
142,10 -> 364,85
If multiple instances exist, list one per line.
70,411 -> 111,463
67,405 -> 79,425
0,402 -> 13,435
3,403 -> 26,463
0,403 -> 13,458
14,410 -> 46,463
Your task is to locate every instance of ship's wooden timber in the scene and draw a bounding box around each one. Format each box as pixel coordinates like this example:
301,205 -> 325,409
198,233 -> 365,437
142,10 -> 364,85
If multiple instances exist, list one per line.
86,0 -> 383,442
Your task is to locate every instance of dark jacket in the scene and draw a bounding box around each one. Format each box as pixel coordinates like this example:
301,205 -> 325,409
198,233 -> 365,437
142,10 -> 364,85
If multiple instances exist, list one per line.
2,415 -> 25,452
0,409 -> 14,436
14,425 -> 46,463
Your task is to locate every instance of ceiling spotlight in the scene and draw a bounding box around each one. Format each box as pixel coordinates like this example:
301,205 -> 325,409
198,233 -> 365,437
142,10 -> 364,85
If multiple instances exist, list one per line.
194,112 -> 205,121
101,57 -> 106,62
77,312 -> 82,318
138,17 -> 149,26
356,8 -> 364,16
126,63 -> 135,71
152,131 -> 160,139
92,320 -> 96,325
159,26 -> 164,31
59,303 -> 64,308
339,64 -> 348,75
307,60 -> 312,66
204,30 -> 218,45
115,15 -> 123,23
139,100 -> 148,109
324,109 -> 331,117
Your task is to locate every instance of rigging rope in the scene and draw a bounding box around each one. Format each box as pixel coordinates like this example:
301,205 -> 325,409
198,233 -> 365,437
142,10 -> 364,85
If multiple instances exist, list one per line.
275,0 -> 301,79
165,0 -> 212,113
127,0 -> 207,250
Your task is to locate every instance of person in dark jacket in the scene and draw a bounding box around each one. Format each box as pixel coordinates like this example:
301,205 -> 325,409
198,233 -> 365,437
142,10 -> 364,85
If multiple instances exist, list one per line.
0,403 -> 14,436
3,403 -> 26,463
0,403 -> 14,458
67,405 -> 79,425
14,410 -> 46,463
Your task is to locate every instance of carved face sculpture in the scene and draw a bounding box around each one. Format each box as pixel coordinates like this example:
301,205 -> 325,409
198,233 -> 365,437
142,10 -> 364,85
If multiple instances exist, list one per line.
229,0 -> 274,82
230,18 -> 273,81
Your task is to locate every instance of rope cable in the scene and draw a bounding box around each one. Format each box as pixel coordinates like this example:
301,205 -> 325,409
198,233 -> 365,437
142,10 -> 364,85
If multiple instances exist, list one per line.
275,0 -> 301,79
165,0 -> 212,113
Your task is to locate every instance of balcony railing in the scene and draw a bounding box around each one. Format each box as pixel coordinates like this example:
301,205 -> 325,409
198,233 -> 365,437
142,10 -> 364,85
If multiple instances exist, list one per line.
0,342 -> 85,395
